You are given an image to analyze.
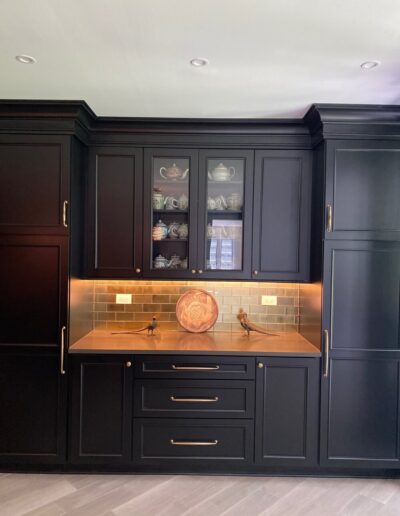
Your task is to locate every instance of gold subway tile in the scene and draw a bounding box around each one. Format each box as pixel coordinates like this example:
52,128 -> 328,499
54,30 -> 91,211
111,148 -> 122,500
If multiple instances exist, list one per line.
277,296 -> 294,306
134,294 -> 153,303
223,295 -> 240,305
94,303 -> 107,312
96,312 -> 115,321
153,294 -> 171,303
107,304 -> 123,312
116,312 -> 134,321
222,314 -> 239,323
231,304 -> 249,315
266,306 -> 286,315
160,303 -> 176,312
249,305 -> 267,314
94,285 -> 107,293
143,304 -> 162,313
94,321 -> 108,330
266,288 -> 285,296
125,304 -> 144,312
95,293 -> 115,303
170,294 -> 180,303
106,285 -> 126,294
155,313 -> 170,322
285,306 -> 298,315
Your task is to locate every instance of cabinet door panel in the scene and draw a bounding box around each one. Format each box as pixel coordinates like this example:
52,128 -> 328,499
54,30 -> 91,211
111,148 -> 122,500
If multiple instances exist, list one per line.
69,356 -> 133,464
143,148 -> 198,279
86,147 -> 143,278
325,140 -> 400,240
0,351 -> 66,464
324,241 -> 400,351
0,135 -> 70,234
197,149 -> 254,279
253,150 -> 312,281
255,357 -> 319,467
320,357 -> 400,467
0,236 -> 68,348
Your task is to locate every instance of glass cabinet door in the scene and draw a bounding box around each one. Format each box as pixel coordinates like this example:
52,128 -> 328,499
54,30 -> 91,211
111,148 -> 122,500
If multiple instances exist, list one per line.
143,149 -> 198,277
198,150 -> 254,278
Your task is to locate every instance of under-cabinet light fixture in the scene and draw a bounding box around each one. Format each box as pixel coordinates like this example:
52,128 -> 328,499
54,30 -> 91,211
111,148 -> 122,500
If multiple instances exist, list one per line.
15,54 -> 36,64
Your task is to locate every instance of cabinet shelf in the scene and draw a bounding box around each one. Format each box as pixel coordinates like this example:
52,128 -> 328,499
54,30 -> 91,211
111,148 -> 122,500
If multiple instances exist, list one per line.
153,238 -> 188,242
153,209 -> 188,214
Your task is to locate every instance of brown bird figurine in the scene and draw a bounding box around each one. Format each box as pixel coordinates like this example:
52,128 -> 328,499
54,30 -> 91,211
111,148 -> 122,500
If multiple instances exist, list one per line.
237,309 -> 278,337
112,316 -> 158,336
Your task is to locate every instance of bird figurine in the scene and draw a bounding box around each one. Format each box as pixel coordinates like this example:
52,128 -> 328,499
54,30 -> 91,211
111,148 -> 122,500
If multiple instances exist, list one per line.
237,309 -> 278,337
112,316 -> 158,336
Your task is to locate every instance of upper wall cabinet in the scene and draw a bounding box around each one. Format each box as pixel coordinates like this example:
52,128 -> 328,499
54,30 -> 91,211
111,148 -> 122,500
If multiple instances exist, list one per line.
252,150 -> 312,281
325,140 -> 400,240
85,147 -> 143,278
197,149 -> 254,279
0,135 -> 71,235
143,148 -> 199,279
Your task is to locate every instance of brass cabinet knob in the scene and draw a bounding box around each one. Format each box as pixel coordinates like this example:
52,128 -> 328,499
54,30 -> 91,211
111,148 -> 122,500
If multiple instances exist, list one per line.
191,269 -> 196,274
126,361 -> 132,368
257,362 -> 264,369
135,268 -> 141,273
253,270 -> 259,276
198,269 -> 203,274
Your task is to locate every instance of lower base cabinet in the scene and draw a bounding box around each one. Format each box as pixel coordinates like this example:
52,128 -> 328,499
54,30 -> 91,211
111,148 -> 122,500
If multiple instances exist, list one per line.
69,355 -> 133,464
0,350 -> 67,465
255,357 -> 320,467
69,353 -> 320,471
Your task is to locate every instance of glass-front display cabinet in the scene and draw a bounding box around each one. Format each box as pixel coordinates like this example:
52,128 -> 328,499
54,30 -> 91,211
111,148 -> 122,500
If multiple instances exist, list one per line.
143,149 -> 199,278
198,150 -> 254,279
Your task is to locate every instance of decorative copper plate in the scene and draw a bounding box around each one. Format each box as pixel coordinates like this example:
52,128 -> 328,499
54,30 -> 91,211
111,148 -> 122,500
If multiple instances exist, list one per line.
176,289 -> 219,333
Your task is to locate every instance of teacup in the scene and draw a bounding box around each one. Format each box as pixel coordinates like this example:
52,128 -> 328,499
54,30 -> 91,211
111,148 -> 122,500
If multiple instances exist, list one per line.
227,193 -> 242,211
153,191 -> 164,210
214,195 -> 227,210
207,197 -> 217,210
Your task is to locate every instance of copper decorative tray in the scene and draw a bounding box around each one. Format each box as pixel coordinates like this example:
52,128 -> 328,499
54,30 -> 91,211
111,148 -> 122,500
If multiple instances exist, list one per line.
176,288 -> 219,333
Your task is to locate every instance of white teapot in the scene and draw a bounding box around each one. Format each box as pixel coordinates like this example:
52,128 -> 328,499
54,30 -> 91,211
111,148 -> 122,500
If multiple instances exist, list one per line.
208,163 -> 236,182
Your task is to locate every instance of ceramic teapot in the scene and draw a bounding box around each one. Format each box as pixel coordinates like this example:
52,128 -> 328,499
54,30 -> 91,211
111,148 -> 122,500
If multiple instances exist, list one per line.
153,254 -> 170,269
169,254 -> 182,269
178,194 -> 189,210
152,220 -> 168,240
168,221 -> 180,239
178,223 -> 188,239
208,163 -> 236,182
160,163 -> 189,181
153,189 -> 164,210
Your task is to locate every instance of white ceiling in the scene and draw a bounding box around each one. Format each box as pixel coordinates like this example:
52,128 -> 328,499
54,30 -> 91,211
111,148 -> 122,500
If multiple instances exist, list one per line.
1,0 -> 400,118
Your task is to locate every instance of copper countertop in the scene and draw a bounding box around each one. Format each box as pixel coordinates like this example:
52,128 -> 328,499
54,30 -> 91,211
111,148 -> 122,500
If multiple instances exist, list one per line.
69,330 -> 320,357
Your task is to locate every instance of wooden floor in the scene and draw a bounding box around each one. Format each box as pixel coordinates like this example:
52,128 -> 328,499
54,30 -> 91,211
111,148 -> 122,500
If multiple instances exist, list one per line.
1,473 -> 400,516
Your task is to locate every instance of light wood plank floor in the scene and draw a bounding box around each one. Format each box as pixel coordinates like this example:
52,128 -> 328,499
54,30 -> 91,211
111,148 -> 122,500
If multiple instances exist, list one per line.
0,473 -> 400,516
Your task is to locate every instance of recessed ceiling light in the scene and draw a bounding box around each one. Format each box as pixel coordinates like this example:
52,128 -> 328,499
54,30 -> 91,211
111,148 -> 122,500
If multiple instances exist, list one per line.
15,54 -> 36,64
190,58 -> 209,67
360,60 -> 380,70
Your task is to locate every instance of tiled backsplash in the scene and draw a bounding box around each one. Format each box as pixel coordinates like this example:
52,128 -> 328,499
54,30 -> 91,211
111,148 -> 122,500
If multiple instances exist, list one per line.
93,281 -> 299,333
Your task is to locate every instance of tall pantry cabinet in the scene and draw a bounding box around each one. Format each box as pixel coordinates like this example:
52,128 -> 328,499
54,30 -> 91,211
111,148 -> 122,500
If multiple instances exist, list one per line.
0,127 -> 86,464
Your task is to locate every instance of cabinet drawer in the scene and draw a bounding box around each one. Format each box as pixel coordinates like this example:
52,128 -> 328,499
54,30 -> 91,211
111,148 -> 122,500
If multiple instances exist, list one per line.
133,419 -> 254,463
134,355 -> 255,380
134,380 -> 254,418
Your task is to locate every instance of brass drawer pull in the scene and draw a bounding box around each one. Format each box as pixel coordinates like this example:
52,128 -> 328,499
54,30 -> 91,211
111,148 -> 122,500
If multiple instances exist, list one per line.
170,396 -> 219,403
171,365 -> 220,371
323,329 -> 330,378
170,439 -> 218,446
60,326 -> 66,375
326,204 -> 333,232
62,200 -> 68,228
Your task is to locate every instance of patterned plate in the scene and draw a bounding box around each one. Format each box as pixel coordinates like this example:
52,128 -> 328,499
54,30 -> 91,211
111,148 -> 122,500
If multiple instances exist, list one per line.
176,289 -> 219,333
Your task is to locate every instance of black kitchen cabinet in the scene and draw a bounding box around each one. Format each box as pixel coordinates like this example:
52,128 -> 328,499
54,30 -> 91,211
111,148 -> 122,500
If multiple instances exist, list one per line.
143,148 -> 199,278
320,240 -> 400,467
255,357 -> 319,467
85,146 -> 143,278
0,350 -> 67,464
69,355 -> 133,464
252,150 -> 312,281
197,149 -> 254,279
325,140 -> 400,240
0,235 -> 69,349
0,135 -> 71,235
